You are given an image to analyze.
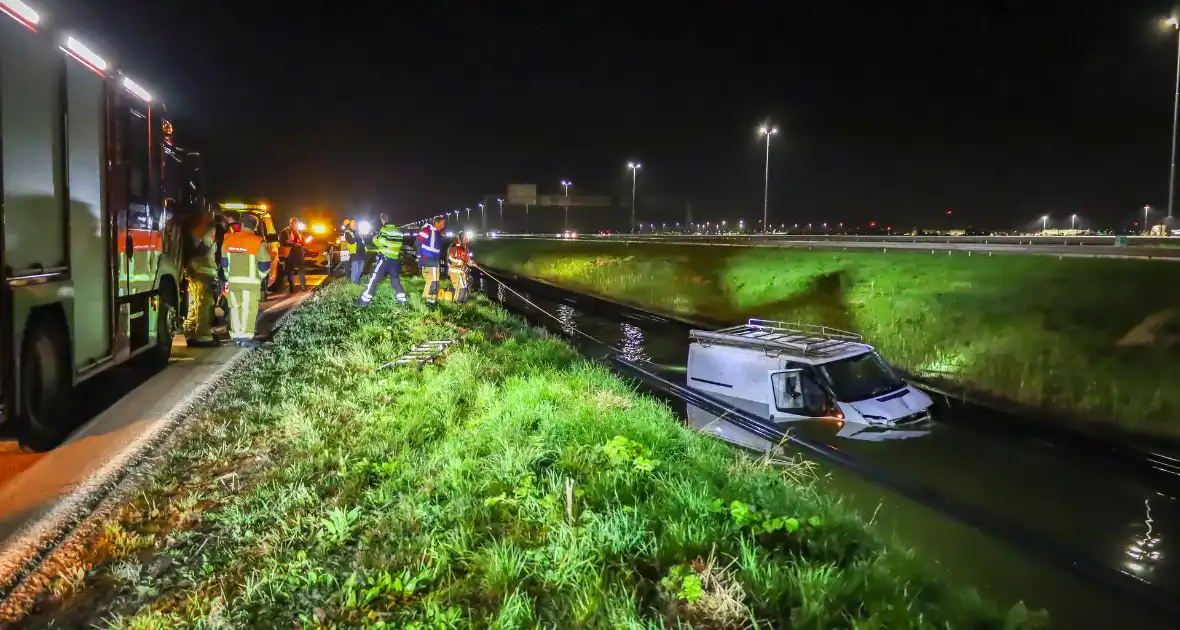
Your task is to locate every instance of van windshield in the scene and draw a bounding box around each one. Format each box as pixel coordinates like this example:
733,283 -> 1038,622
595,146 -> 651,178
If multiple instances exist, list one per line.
818,352 -> 905,402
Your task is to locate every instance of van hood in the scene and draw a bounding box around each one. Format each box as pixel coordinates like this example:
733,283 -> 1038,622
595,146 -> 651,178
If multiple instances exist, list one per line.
845,387 -> 933,425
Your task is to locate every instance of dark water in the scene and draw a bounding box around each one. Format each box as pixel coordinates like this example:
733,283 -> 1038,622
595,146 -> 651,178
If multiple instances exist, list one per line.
476,271 -> 1177,629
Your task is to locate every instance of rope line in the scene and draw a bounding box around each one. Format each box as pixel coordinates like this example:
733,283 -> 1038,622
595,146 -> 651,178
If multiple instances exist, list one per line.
476,266 -> 624,355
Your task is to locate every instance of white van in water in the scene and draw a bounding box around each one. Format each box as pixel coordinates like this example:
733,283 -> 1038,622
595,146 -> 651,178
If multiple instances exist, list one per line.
687,319 -> 933,440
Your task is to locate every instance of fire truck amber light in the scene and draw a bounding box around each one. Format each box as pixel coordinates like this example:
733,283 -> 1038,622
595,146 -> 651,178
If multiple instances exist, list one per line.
63,37 -> 108,75
1,0 -> 40,29
122,76 -> 153,102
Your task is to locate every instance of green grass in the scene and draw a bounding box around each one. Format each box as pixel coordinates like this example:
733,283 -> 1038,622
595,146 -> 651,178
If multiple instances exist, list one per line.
477,239 -> 1180,440
19,278 -> 1036,628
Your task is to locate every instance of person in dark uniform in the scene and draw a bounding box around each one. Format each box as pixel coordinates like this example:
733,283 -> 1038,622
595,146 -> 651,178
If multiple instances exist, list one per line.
278,217 -> 307,293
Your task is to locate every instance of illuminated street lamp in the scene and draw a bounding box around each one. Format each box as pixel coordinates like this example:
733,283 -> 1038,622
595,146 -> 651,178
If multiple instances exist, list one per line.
1071,213 -> 1077,230
1166,16 -> 1180,220
479,202 -> 485,231
561,180 -> 572,231
1144,204 -> 1153,234
627,163 -> 641,233
497,198 -> 504,229
759,124 -> 778,233
1041,215 -> 1048,232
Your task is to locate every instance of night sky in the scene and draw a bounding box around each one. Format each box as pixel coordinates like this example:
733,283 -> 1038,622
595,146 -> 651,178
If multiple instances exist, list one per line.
38,1 -> 1180,230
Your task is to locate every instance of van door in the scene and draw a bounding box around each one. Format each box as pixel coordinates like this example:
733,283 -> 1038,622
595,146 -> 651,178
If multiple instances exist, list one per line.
767,369 -> 834,420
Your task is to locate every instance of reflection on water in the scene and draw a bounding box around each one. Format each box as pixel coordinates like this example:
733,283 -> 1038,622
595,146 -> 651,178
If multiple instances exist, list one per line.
620,321 -> 650,363
556,304 -> 577,337
1125,498 -> 1165,578
496,283 -> 506,304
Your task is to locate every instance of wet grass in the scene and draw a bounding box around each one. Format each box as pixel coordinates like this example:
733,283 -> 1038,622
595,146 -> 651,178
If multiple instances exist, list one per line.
478,239 -> 1180,440
17,279 -> 1036,628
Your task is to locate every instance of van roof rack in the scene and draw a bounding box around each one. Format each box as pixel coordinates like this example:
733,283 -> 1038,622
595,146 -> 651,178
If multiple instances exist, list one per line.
689,319 -> 866,357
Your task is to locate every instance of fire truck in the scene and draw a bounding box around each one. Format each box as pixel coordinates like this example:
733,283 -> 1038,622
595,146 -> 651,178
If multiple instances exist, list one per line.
0,1 -> 209,448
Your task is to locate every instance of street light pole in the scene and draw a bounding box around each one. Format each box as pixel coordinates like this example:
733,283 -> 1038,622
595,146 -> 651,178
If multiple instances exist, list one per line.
627,162 -> 642,233
561,180 -> 572,232
1168,17 -> 1180,220
497,198 -> 504,231
1071,213 -> 1077,230
1041,215 -> 1048,233
759,124 -> 778,234
479,202 -> 485,233
1145,204 -> 1152,234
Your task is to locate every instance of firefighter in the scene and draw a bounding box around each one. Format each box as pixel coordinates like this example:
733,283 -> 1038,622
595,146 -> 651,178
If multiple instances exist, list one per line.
186,212 -> 221,347
222,214 -> 272,347
415,216 -> 446,305
446,233 -> 474,303
356,221 -> 406,307
278,217 -> 307,293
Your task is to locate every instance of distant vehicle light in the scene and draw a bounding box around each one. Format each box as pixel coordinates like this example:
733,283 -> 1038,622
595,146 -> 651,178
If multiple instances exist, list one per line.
62,37 -> 108,76
1,0 -> 40,30
445,231 -> 456,238
464,230 -> 474,240
312,223 -> 326,234
122,76 -> 153,102
357,220 -> 373,235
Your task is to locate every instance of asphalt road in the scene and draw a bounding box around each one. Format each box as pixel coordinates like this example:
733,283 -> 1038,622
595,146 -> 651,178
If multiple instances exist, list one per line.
504,234 -> 1180,261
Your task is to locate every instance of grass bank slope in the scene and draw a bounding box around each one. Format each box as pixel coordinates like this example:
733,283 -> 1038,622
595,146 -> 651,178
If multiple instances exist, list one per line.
18,279 -> 1030,628
478,239 -> 1180,439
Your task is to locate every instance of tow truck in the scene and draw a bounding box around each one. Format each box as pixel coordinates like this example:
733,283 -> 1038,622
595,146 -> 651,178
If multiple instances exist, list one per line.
686,320 -> 933,444
0,1 -> 210,447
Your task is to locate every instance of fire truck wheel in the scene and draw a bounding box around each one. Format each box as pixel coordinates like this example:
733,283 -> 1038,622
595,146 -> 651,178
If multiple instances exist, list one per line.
17,320 -> 71,451
145,286 -> 178,370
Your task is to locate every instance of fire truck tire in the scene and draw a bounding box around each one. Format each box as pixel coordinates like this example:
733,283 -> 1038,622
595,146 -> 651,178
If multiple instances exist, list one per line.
145,283 -> 178,371
16,318 -> 71,451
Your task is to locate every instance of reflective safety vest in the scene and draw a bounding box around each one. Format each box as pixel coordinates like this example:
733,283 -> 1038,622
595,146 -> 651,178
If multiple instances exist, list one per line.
447,243 -> 472,270
222,229 -> 271,285
190,223 -> 218,276
373,224 -> 403,257
278,227 -> 303,260
416,224 -> 442,261
343,228 -> 359,255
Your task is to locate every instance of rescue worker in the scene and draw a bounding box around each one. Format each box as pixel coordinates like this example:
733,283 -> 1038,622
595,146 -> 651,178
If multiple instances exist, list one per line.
185,212 -> 221,347
334,218 -> 351,279
222,213 -> 272,347
214,211 -> 241,330
446,233 -> 474,303
342,219 -> 367,283
278,217 -> 307,293
356,221 -> 406,307
415,216 -> 446,305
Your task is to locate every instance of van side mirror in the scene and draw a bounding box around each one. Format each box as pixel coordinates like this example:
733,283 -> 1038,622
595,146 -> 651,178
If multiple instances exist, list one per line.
770,370 -> 806,412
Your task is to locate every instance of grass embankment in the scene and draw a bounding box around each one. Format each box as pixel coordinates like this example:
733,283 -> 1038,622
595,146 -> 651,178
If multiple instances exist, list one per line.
20,279 -> 1032,628
478,239 -> 1180,440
